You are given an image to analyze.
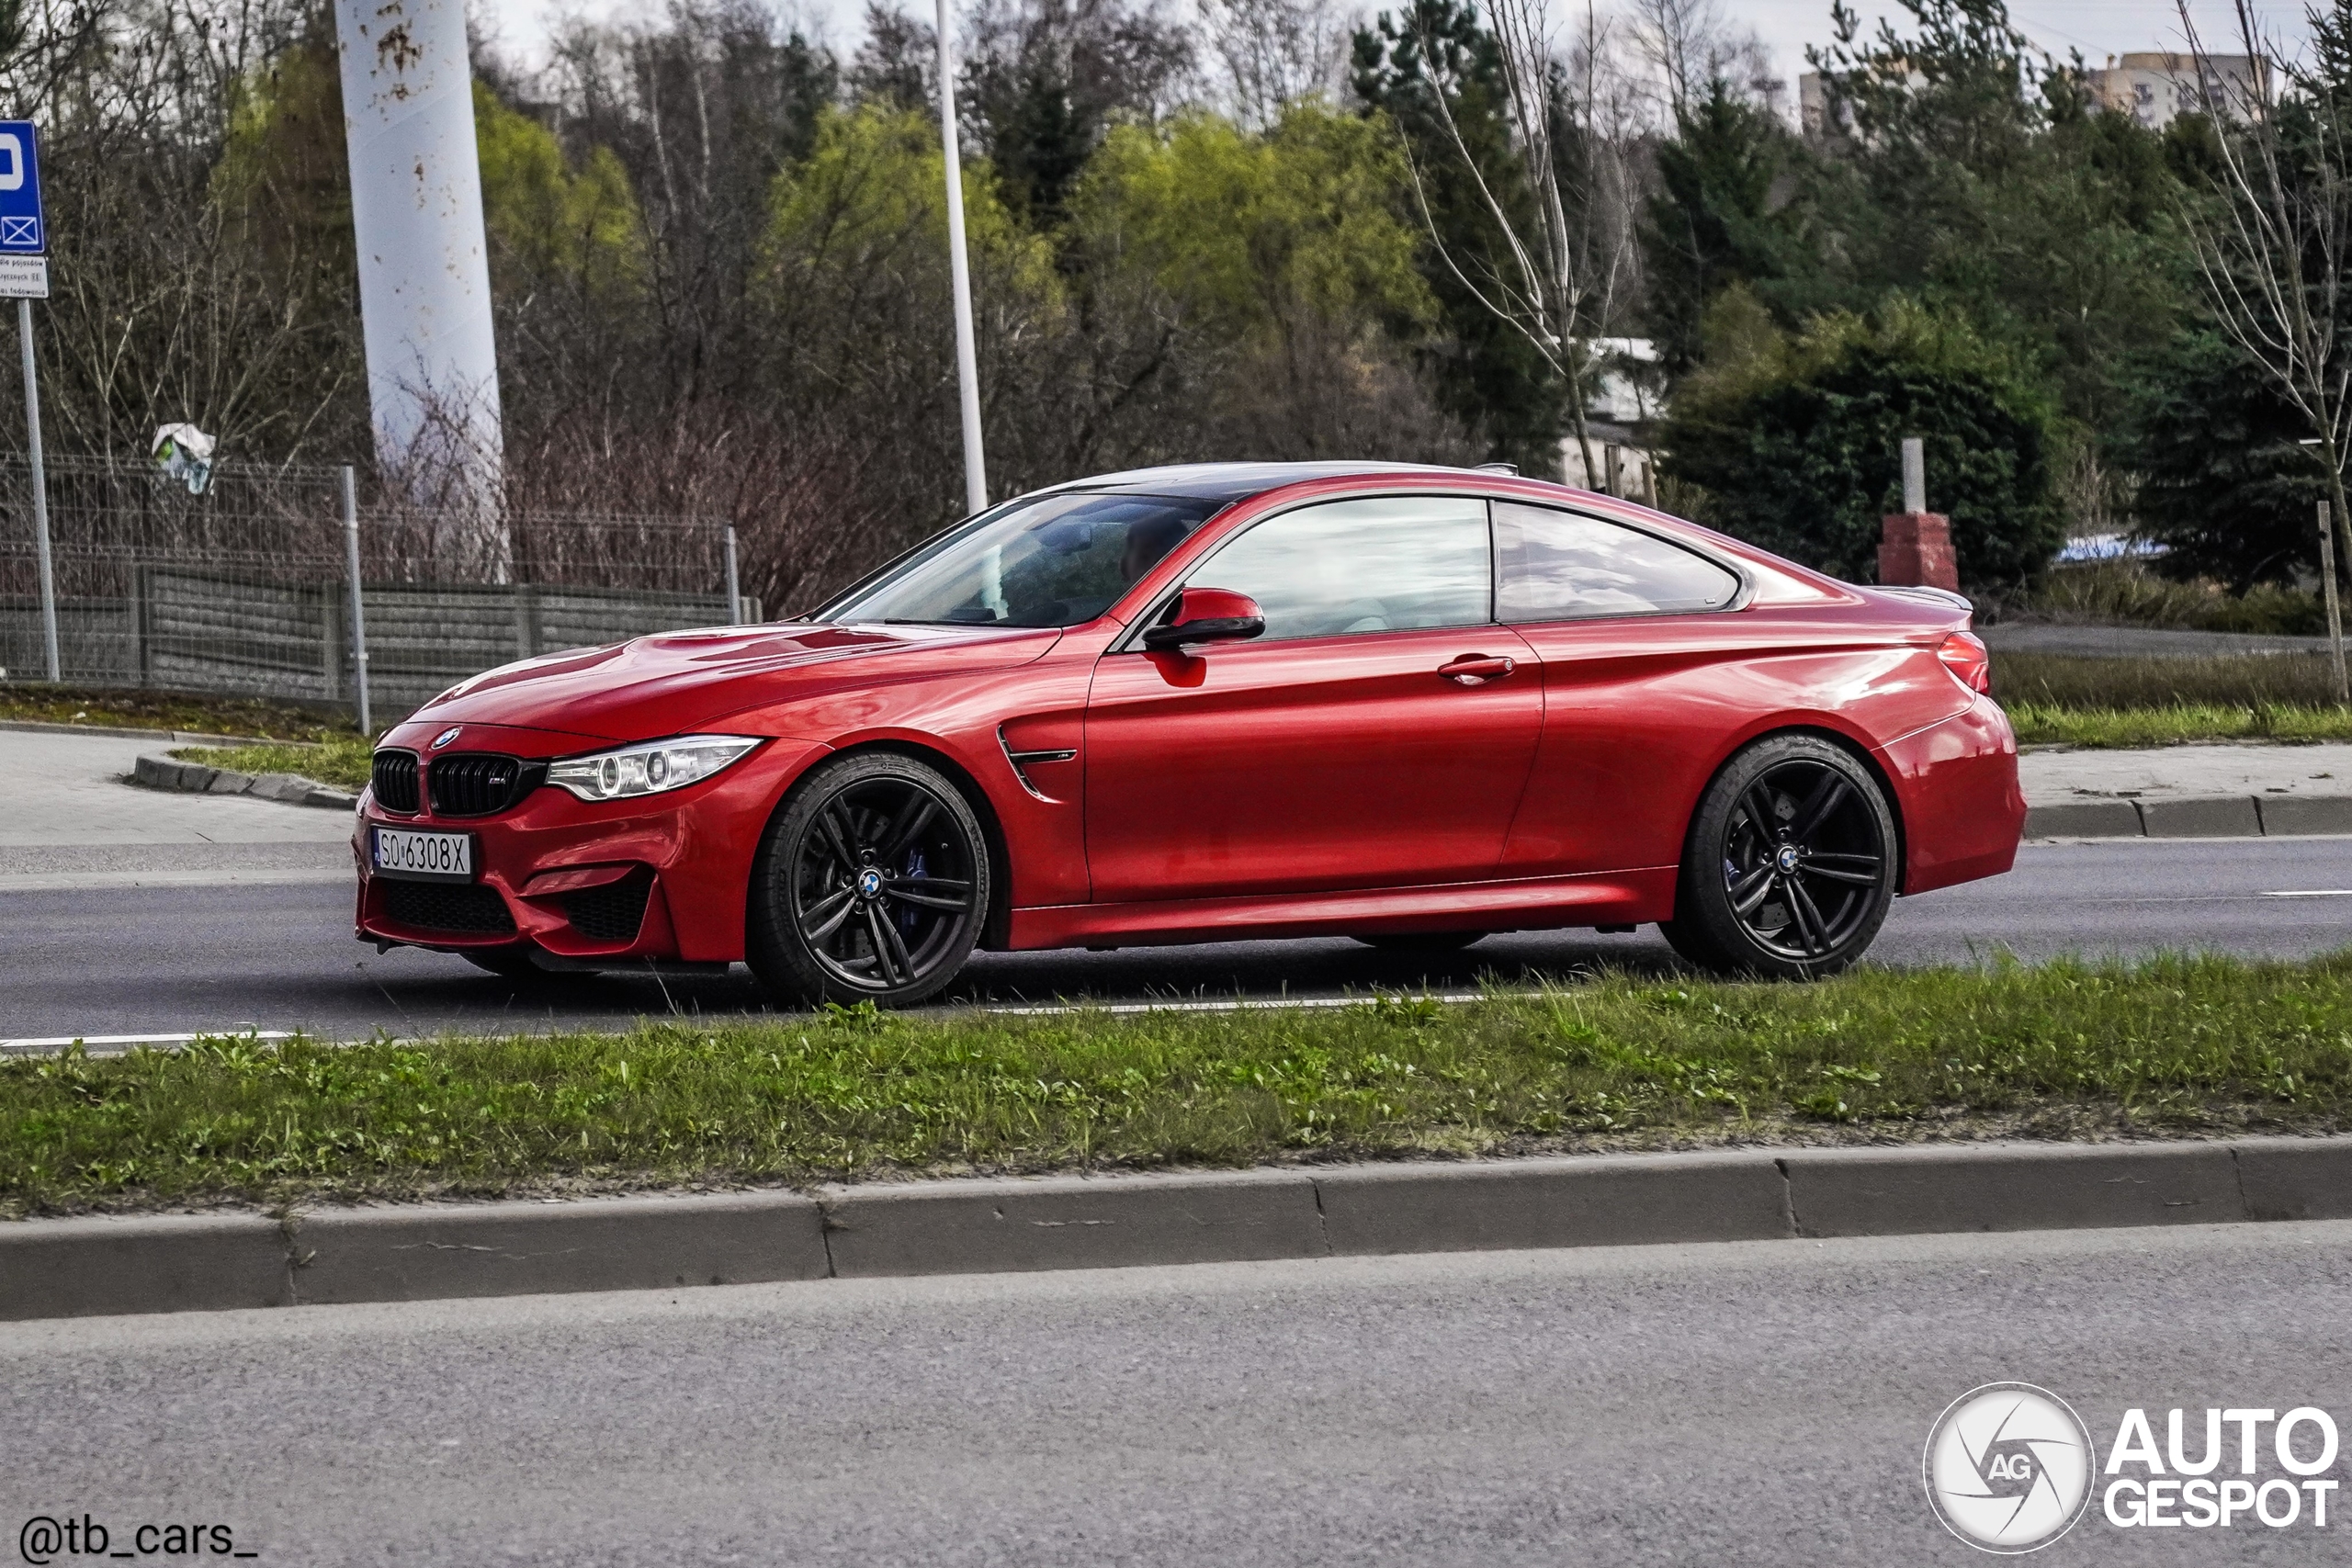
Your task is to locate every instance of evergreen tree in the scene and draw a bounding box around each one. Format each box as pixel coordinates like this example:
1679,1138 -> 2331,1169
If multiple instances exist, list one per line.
1640,79 -> 1809,376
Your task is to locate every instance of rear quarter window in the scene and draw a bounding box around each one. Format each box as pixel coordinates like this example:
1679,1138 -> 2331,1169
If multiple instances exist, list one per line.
1494,502 -> 1741,622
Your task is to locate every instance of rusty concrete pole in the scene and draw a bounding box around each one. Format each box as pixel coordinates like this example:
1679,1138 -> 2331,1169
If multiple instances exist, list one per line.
334,0 -> 506,565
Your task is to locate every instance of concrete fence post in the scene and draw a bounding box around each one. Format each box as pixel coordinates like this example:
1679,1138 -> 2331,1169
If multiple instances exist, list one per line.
341,464 -> 371,736
724,525 -> 743,625
1880,435 -> 1958,591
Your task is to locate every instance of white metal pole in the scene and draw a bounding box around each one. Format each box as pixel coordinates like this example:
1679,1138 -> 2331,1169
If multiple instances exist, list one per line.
723,525 -> 743,625
1901,436 -> 1926,514
342,464 -> 371,736
2322,499 -> 2347,705
935,0 -> 988,515
19,296 -> 56,682
334,0 -> 504,532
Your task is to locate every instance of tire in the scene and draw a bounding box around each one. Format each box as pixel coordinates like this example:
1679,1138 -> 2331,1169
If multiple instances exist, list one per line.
464,946 -> 547,979
1351,931 -> 1488,953
1658,734 -> 1898,980
746,751 -> 991,1009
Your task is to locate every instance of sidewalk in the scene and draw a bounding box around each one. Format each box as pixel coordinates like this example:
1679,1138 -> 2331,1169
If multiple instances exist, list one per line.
0,728 -> 349,889
2020,742 -> 2352,839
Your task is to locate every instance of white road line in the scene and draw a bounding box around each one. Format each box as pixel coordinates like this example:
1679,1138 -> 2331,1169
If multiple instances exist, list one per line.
2260,889 -> 2352,897
0,1030 -> 303,1056
983,993 -> 1497,1017
2,995 -> 1518,1055
0,870 -> 352,892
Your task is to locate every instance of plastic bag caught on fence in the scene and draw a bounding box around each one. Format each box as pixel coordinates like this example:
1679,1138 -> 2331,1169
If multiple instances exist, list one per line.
151,423 -> 215,495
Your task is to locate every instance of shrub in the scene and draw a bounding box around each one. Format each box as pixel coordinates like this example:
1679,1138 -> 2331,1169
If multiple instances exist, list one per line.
1659,290 -> 2065,591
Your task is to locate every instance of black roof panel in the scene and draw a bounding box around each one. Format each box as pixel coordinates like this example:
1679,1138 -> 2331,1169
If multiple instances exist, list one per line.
1046,460 -> 1489,502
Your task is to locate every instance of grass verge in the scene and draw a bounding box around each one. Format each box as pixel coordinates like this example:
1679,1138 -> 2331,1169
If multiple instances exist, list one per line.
1,682 -> 358,741
172,735 -> 373,791
6,954 -> 2350,1216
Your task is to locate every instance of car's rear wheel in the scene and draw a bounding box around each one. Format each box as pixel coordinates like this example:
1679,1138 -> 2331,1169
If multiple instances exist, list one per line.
1659,735 -> 1897,980
1351,931 -> 1487,953
747,751 -> 990,1009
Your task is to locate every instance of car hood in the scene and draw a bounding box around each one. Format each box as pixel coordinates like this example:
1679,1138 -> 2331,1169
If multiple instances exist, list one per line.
404,622 -> 1065,742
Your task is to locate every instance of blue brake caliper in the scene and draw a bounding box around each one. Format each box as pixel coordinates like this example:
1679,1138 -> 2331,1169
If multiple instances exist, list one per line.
900,850 -> 927,931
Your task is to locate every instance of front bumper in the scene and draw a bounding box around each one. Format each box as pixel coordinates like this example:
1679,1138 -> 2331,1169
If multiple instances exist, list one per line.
353,733 -> 831,964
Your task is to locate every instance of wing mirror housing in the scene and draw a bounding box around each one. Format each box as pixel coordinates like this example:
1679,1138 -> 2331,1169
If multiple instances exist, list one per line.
1141,587 -> 1266,651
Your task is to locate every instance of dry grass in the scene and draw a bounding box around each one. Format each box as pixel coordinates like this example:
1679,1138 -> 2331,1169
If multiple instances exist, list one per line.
0,682 -> 357,739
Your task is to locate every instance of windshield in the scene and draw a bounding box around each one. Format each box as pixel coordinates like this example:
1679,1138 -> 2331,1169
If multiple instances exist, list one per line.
820,491 -> 1227,628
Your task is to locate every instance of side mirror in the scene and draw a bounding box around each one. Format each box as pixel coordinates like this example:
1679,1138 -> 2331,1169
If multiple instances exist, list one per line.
1141,587 -> 1265,651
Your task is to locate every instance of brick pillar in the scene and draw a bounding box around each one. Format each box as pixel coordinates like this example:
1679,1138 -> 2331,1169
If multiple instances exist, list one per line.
1879,512 -> 1958,591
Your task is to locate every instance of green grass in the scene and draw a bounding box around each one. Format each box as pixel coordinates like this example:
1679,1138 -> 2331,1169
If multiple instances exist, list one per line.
0,682 -> 358,740
173,735 -> 373,791
2007,702 -> 2352,748
6,954 -> 2352,1215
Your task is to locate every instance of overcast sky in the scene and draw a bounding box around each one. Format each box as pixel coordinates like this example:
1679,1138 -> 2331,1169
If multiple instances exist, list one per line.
475,0 -> 2317,98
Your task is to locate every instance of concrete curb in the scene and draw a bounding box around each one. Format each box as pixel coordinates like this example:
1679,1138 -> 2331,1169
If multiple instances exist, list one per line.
2024,793 -> 2352,840
5,1136 -> 2349,1322
132,752 -> 356,811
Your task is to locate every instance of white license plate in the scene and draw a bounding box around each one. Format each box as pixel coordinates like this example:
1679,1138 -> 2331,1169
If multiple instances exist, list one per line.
372,827 -> 473,882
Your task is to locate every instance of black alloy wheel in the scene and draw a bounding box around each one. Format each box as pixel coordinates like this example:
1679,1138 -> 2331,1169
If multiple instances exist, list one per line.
1660,735 -> 1897,980
748,752 -> 990,1008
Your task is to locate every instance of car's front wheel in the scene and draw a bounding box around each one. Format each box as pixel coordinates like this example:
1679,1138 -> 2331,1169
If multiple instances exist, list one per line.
747,751 -> 991,1008
1659,734 -> 1897,980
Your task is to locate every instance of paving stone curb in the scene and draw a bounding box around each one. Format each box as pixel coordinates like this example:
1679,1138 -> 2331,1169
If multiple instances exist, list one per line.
2024,793 -> 2352,840
5,1136 -> 2347,1322
131,752 -> 356,811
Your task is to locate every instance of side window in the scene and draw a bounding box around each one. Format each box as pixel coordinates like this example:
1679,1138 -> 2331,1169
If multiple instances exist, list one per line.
1494,502 -> 1740,623
1188,496 -> 1491,641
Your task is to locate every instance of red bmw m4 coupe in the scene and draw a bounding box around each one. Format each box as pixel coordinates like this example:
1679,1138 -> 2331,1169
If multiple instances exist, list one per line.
354,461 -> 2024,1005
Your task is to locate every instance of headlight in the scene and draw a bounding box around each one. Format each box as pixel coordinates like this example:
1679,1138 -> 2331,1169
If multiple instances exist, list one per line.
546,735 -> 763,801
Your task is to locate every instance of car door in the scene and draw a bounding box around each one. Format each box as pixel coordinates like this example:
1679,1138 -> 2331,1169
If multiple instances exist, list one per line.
1084,494 -> 1543,903
1484,501 -> 1756,879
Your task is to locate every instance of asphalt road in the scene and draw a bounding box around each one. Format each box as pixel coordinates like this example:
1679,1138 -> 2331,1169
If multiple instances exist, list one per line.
4,1221 -> 2346,1565
5,836 -> 2352,1042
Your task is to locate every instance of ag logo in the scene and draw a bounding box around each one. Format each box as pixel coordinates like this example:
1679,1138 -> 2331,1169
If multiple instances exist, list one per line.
1923,1382 -> 2093,1553
431,727 -> 460,750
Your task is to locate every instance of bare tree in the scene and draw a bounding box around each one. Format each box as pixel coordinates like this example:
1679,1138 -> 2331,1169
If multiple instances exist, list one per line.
1197,0 -> 1340,129
1400,0 -> 1641,481
1623,0 -> 1772,119
2180,0 -> 2352,671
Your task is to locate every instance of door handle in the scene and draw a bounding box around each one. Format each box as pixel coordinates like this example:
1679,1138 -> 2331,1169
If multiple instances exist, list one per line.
1438,653 -> 1516,685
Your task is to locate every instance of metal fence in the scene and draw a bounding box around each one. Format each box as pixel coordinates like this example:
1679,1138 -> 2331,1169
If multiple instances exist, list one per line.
0,456 -> 754,728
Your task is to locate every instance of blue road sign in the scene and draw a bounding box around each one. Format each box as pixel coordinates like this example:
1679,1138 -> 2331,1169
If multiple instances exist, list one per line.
0,122 -> 43,254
